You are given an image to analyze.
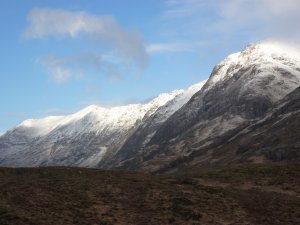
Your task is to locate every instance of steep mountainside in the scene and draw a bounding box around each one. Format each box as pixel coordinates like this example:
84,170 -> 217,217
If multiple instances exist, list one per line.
113,41 -> 300,173
103,80 -> 207,167
209,85 -> 300,163
0,83 -> 204,167
158,85 -> 300,174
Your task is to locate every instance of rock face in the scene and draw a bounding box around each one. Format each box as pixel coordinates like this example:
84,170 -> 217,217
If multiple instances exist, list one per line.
0,41 -> 300,172
169,85 -> 300,173
224,85 -> 300,162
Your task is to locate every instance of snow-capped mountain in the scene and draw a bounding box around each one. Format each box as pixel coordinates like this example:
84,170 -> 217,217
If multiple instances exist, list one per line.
112,41 -> 300,173
0,81 -> 204,167
103,80 -> 207,168
1,40 -> 300,172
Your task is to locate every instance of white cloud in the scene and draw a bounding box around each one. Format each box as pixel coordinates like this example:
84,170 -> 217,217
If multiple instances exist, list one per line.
163,0 -> 300,44
24,8 -> 148,71
146,41 -> 206,54
39,55 -> 75,84
39,52 -> 128,84
217,0 -> 300,39
147,43 -> 189,54
51,66 -> 72,84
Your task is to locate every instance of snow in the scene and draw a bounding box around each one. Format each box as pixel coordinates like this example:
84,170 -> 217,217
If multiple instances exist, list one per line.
138,80 -> 207,147
208,52 -> 241,85
206,41 -> 300,89
14,79 -> 207,140
17,116 -> 66,137
15,89 -> 182,138
256,41 -> 300,59
193,115 -> 245,146
79,146 -> 108,167
142,131 -> 157,146
160,80 -> 206,120
146,80 -> 207,126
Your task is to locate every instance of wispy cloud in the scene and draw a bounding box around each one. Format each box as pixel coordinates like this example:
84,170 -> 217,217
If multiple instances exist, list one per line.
24,8 -> 148,82
164,0 -> 210,18
163,0 -> 300,43
39,56 -> 73,84
38,51 -> 129,84
146,42 -> 204,54
85,84 -> 101,94
38,53 -> 104,83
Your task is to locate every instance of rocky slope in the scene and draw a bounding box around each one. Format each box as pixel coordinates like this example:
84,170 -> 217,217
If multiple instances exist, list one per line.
211,85 -> 300,164
113,41 -> 300,173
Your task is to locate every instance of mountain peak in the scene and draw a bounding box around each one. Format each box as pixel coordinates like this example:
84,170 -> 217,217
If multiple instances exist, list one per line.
245,41 -> 300,59
206,41 -> 300,88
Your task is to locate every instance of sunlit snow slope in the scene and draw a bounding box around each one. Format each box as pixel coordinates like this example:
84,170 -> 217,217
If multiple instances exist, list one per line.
0,82 -> 205,167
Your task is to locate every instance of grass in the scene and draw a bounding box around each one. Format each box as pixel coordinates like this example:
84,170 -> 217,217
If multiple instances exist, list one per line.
0,163 -> 299,225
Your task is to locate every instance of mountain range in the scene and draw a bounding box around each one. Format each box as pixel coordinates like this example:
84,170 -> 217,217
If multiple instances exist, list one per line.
1,41 -> 300,174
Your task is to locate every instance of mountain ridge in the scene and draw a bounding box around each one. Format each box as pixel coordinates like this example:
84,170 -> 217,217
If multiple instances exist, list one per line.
0,80 -> 205,167
1,41 -> 300,173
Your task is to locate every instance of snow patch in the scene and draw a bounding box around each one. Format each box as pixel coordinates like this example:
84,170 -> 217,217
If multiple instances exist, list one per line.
193,116 -> 245,146
79,146 -> 108,167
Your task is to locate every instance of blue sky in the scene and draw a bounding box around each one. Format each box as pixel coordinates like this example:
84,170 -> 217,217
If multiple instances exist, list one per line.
1,0 -> 299,133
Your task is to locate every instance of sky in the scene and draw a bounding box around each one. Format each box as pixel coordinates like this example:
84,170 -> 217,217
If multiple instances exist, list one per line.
1,0 -> 300,134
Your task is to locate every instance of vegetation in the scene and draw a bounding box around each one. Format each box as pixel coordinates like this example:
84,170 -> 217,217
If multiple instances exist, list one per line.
0,163 -> 299,225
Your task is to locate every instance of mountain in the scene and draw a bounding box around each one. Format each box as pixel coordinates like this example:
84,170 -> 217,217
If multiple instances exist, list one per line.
102,80 -> 207,167
214,85 -> 300,163
0,82 -> 204,167
112,41 -> 300,173
0,41 -> 300,172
